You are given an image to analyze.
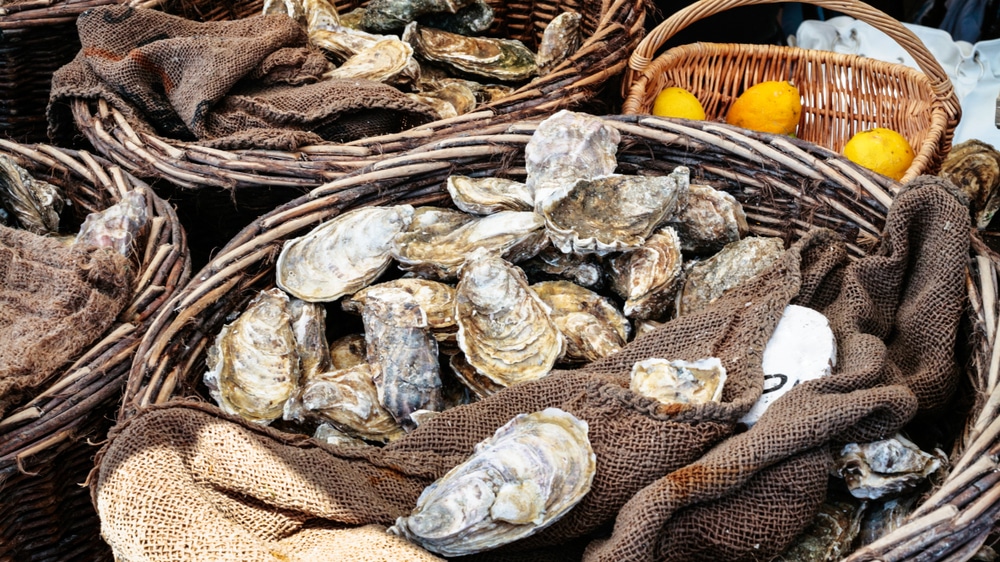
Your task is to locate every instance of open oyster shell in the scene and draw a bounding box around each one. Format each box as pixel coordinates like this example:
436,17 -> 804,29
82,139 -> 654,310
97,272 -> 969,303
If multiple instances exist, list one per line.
629,357 -> 726,406
531,280 -> 630,364
519,245 -> 604,290
343,278 -> 458,343
324,38 -> 419,86
389,407 -> 596,556
525,110 -> 620,205
833,435 -> 945,500
330,333 -> 368,369
403,22 -> 538,82
277,205 -> 414,302
666,183 -> 748,254
362,0 -> 476,32
446,175 -> 534,215
676,236 -> 785,316
289,298 -> 332,381
419,0 -> 493,35
536,11 -> 582,74
0,154 -> 65,235
75,189 -> 149,258
606,225 -> 684,320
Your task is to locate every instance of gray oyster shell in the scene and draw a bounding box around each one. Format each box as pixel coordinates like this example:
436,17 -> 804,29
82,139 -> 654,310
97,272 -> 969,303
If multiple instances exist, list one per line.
536,11 -> 582,74
607,226 -> 684,321
388,407 -> 595,556
833,435 -> 945,500
343,278 -> 458,343
857,496 -> 917,548
519,245 -> 604,290
939,139 -> 1000,228
276,205 -> 414,302
778,498 -> 866,561
525,110 -> 620,205
203,288 -> 300,424
75,189 -> 149,258
531,280 -> 630,364
446,175 -> 534,215
314,423 -> 370,447
0,154 -> 65,235
455,248 -> 565,388
666,183 -> 748,254
289,298 -> 332,381
362,0 -> 475,32
330,333 -> 368,369
418,0 -> 493,35
403,22 -> 538,82
362,287 -> 444,429
676,236 -> 785,316
629,357 -> 726,406
324,38 -> 419,87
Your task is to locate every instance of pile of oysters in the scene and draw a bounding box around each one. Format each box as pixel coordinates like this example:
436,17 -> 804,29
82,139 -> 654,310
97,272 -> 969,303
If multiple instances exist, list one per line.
263,0 -> 583,118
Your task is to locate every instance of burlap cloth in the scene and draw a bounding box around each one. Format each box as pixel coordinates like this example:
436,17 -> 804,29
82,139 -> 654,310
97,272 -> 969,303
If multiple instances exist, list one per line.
94,178 -> 969,561
47,5 -> 437,151
0,225 -> 133,417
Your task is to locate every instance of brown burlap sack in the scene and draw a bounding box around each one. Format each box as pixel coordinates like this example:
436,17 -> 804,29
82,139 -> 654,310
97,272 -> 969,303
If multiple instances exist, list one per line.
47,5 -> 437,151
0,225 -> 134,417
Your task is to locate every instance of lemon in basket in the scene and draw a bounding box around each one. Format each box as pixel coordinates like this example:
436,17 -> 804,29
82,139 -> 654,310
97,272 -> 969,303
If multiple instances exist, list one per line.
843,128 -> 915,182
652,87 -> 706,120
725,81 -> 801,136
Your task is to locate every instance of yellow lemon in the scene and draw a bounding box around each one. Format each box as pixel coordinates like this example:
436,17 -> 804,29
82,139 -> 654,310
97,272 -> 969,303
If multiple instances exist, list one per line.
725,81 -> 801,135
843,127 -> 915,181
652,87 -> 706,120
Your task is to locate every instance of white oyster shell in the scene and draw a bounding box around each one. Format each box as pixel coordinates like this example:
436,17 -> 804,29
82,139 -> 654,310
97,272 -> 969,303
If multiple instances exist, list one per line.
344,278 -> 458,343
446,175 -> 534,215
629,357 -> 726,406
324,38 -> 418,86
607,225 -> 684,320
531,280 -> 630,364
289,298 -> 331,381
536,11 -> 582,74
75,189 -> 149,257
525,110 -> 620,205
388,407 -> 595,556
833,435 -> 945,500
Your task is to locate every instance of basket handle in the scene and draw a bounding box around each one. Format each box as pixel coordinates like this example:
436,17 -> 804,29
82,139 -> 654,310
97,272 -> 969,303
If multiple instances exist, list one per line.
623,0 -> 958,113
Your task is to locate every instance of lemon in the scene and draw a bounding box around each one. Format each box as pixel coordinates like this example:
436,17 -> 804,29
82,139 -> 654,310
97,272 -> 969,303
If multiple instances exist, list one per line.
725,81 -> 801,136
843,127 -> 915,181
652,87 -> 706,120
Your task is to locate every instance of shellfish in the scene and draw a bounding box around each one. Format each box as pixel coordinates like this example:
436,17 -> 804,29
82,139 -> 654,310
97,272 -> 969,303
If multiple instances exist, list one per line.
324,38 -> 419,86
536,11 -> 582,74
343,278 -> 458,343
525,110 -> 620,205
606,226 -> 684,320
0,154 -> 65,235
676,236 -> 785,316
419,0 -> 493,35
289,298 -> 332,381
833,435 -> 945,500
75,190 -> 149,258
531,280 -> 630,364
666,183 -> 748,254
446,175 -> 534,215
629,357 -> 726,406
362,0 -> 477,32
330,333 -> 368,369
403,23 -> 538,82
519,245 -> 604,290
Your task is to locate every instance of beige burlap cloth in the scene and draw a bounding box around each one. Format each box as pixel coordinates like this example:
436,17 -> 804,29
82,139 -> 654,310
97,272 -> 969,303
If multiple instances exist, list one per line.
47,5 -> 437,151
0,225 -> 133,417
94,178 -> 969,561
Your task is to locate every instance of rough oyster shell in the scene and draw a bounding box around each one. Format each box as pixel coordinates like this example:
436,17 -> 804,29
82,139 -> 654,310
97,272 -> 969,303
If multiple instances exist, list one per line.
449,352 -> 504,399
536,11 -> 582,74
362,287 -> 444,428
75,189 -> 149,258
531,280 -> 630,364
324,38 -> 419,86
289,298 -> 332,381
263,0 -> 306,25
330,333 -> 368,369
414,81 -> 477,115
606,226 -> 684,320
629,357 -> 726,406
939,139 -> 1000,228
303,0 -> 341,30
446,175 -> 534,215
362,0 -> 476,32
339,7 -> 366,29
525,110 -> 620,205
314,423 -> 370,447
392,209 -> 548,280
666,183 -> 748,254
634,319 -> 665,338
455,249 -> 565,388
676,236 -> 785,316
406,93 -> 459,119
833,435 -> 945,500
343,278 -> 458,343
310,24 -> 392,62
204,288 -> 300,424
388,407 -> 595,556
778,498 -> 866,562
418,0 -> 493,35
519,245 -> 604,290
403,22 -> 538,82
0,154 -> 65,235
276,205 -> 414,302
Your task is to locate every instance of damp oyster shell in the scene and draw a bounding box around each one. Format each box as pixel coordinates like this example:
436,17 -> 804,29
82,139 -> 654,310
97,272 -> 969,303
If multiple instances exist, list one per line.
939,139 -> 1000,228
310,24 -> 393,62
536,11 -> 582,73
75,189 -> 149,258
446,175 -> 534,215
606,226 -> 684,320
456,248 -> 565,388
403,22 -> 538,82
531,280 -> 630,364
525,110 -> 620,205
629,357 -> 726,406
833,435 -> 945,500
0,154 -> 65,235
289,298 -> 332,381
362,0 -> 476,32
449,352 -> 504,399
339,7 -> 366,29
330,333 -> 368,369
388,407 -> 596,556
418,0 -> 493,35
324,38 -> 419,86
676,236 -> 785,316
343,278 -> 458,343
204,288 -> 300,424
277,205 -> 414,302
519,245 -> 604,290
666,183 -> 748,254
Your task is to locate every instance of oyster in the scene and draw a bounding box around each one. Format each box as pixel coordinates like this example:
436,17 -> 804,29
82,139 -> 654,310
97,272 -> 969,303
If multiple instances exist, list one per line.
362,287 -> 444,428
455,249 -> 565,388
536,11 -> 582,74
362,0 -> 476,32
418,0 -> 493,35
0,154 -> 65,235
303,0 -> 341,30
75,189 -> 149,258
324,38 -> 419,86
263,0 -> 305,24
524,110 -> 620,204
606,226 -> 684,320
414,82 -> 477,115
777,498 -> 866,562
388,407 -> 596,556
676,236 -> 785,316
392,209 -> 548,280
403,23 -> 538,82
314,423 -> 370,447
531,280 -> 630,364
634,319 -> 665,338
339,7 -> 366,29
330,333 -> 368,369
666,183 -> 748,254
203,288 -> 300,424
446,175 -> 534,215
539,168 -> 689,255
857,495 -> 916,548
476,83 -> 515,104
407,93 -> 459,119
343,278 -> 458,343
289,298 -> 331,381
519,245 -> 604,290
276,205 -> 414,302
939,139 -> 1000,228
449,353 -> 504,399
629,357 -> 726,406
310,24 -> 393,62
833,435 -> 945,500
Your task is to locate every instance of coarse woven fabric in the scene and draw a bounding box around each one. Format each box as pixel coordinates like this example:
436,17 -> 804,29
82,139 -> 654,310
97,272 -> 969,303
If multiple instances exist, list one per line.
94,178 -> 969,561
0,224 -> 133,417
47,5 -> 437,151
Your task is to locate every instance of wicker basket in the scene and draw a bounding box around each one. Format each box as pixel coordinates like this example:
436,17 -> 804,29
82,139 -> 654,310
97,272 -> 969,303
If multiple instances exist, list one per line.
620,0 -> 961,185
0,140 -> 190,561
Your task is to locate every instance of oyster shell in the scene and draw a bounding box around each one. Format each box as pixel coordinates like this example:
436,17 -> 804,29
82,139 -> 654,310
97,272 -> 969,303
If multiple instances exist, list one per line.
330,333 -> 368,369
263,0 -> 305,24
449,352 -> 504,399
531,280 -> 630,364
362,0 -> 476,32
939,139 -> 1000,228
629,357 -> 726,406
634,319 -> 665,338
339,7 -> 366,29
289,298 -> 331,381
606,226 -> 684,320
666,183 -> 748,254
0,154 -> 65,235
403,23 -> 538,82
324,38 -> 419,86
418,0 -> 493,35
676,236 -> 785,316
310,24 -> 393,63
524,110 -> 620,205
446,175 -> 534,215
414,81 -> 477,115
276,205 -> 414,302
392,209 -> 548,280
303,0 -> 341,30
388,407 -> 596,556
314,423 -> 370,447
536,11 -> 582,74
519,245 -> 604,290
539,168 -> 689,255
203,288 -> 300,424
407,93 -> 459,119
455,249 -> 565,388
777,498 -> 866,562
833,435 -> 945,500
857,495 -> 916,548
75,189 -> 149,258
362,287 -> 444,428
343,278 -> 458,343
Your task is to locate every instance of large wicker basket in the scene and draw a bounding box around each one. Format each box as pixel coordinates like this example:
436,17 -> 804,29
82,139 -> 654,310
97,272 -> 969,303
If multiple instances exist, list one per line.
621,0 -> 961,184
0,140 -> 190,561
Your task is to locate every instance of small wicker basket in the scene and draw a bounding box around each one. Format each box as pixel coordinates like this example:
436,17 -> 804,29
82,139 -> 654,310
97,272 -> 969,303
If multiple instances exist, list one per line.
0,141 -> 190,561
621,0 -> 961,184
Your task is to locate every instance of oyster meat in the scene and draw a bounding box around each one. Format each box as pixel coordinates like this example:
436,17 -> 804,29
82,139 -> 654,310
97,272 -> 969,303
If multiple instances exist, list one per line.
330,333 -> 368,369
75,189 -> 149,258
289,298 -> 332,381
362,0 -> 477,32
204,288 -> 300,424
456,248 -> 565,389
666,183 -> 748,254
536,11 -> 582,73
629,357 -> 726,406
531,280 -> 630,364
0,154 -> 65,235
388,407 -> 596,556
343,278 -> 458,343
446,175 -> 534,215
324,38 -> 419,86
404,23 -> 538,82
418,0 -> 494,35
276,205 -> 414,302
362,287 -> 444,428
833,435 -> 945,500
939,139 -> 1000,228
676,236 -> 785,316
606,225 -> 684,320
519,245 -> 604,290
525,110 -> 620,205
